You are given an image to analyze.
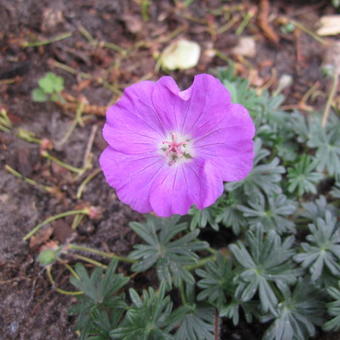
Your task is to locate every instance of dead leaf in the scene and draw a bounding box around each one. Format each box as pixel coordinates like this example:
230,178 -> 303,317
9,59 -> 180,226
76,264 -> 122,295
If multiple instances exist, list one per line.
231,37 -> 256,58
122,14 -> 143,34
29,226 -> 53,249
52,220 -> 74,243
159,39 -> 201,71
41,8 -> 64,32
323,41 -> 340,75
317,15 -> 340,36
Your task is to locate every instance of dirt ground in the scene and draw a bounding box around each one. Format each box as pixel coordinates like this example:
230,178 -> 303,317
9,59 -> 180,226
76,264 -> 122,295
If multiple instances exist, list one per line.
0,0 -> 339,339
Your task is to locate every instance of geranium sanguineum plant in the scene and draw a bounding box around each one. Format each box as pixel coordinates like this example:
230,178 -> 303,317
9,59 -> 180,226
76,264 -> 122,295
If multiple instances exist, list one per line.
99,74 -> 255,216
58,67 -> 339,339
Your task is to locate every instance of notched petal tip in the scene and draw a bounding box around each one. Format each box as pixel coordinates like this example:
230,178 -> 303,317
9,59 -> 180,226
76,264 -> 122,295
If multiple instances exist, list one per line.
156,76 -> 181,96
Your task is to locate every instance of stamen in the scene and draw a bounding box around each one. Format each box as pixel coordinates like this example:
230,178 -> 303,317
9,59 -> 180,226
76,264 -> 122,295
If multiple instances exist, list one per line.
160,132 -> 193,165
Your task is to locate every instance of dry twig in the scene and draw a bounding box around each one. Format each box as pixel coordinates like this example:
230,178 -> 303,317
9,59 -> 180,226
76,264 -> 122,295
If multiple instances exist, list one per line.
257,0 -> 279,44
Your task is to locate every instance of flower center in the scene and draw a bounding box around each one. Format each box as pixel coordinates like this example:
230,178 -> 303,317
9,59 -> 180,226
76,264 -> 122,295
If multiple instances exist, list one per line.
160,132 -> 193,166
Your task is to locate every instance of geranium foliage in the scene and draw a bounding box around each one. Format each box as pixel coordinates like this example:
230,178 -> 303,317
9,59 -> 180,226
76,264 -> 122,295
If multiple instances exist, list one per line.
70,68 -> 340,340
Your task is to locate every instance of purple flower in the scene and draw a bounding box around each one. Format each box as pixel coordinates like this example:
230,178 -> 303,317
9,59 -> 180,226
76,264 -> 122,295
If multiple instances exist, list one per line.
100,74 -> 255,217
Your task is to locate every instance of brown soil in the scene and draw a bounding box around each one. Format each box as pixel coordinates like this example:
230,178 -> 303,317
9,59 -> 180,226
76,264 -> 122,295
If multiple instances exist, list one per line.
0,0 -> 338,339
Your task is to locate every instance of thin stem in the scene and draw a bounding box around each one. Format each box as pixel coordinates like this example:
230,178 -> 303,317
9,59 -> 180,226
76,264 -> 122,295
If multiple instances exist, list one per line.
56,100 -> 85,147
217,15 -> 240,34
82,125 -> 97,170
236,10 -> 254,35
78,24 -> 95,43
322,73 -> 339,128
16,128 -> 41,144
76,168 -> 101,199
71,214 -> 84,230
290,19 -> 326,44
100,41 -> 127,54
213,49 -> 230,63
46,266 -> 83,295
41,151 -> 84,175
69,244 -> 136,264
71,254 -> 107,268
214,308 -> 220,340
179,281 -> 187,305
49,59 -> 92,79
22,32 -> 72,47
5,164 -> 54,193
23,209 -> 88,241
207,247 -> 217,255
0,109 -> 12,131
63,262 -> 80,279
0,78 -> 17,85
185,255 -> 216,271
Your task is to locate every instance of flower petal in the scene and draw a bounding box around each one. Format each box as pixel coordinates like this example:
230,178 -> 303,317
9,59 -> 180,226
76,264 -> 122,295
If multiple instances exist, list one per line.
151,76 -> 188,132
100,74 -> 255,216
195,103 -> 255,181
149,158 -> 224,217
152,74 -> 234,138
103,80 -> 166,154
99,147 -> 165,213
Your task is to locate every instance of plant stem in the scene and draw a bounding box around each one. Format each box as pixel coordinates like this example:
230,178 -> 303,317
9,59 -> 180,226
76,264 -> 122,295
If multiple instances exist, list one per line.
100,41 -> 127,55
290,19 -> 326,44
41,151 -> 84,175
322,73 -> 339,128
236,10 -> 254,35
71,214 -> 85,230
214,308 -> 220,340
49,59 -> 92,79
213,49 -> 230,63
56,100 -> 85,148
46,265 -> 83,295
140,0 -> 151,21
16,128 -> 41,144
78,24 -> 95,43
179,281 -> 187,305
63,262 -> 80,279
5,164 -> 55,193
22,32 -> 72,47
23,209 -> 88,241
185,255 -> 216,271
0,109 -> 12,131
69,244 -> 136,264
76,168 -> 101,199
71,254 -> 107,268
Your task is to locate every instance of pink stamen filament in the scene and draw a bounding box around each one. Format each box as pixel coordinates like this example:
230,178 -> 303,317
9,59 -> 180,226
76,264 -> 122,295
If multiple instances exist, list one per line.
163,133 -> 186,157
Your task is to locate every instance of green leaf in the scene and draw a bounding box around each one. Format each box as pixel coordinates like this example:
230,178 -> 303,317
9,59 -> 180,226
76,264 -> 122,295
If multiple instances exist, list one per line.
189,207 -> 219,231
110,283 -> 176,340
225,139 -> 285,198
291,112 -> 340,178
70,260 -> 129,303
324,282 -> 340,331
287,155 -> 323,196
330,182 -> 340,199
174,305 -> 214,340
294,211 -> 340,281
69,260 -> 128,339
38,72 -> 64,94
196,254 -> 234,308
230,231 -> 299,313
32,88 -> 48,102
129,215 -> 208,288
263,280 -> 324,340
215,190 -> 246,234
237,193 -> 296,235
301,195 -> 336,222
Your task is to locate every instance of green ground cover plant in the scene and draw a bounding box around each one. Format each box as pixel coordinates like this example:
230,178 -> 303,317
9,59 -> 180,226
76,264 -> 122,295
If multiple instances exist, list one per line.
40,67 -> 340,339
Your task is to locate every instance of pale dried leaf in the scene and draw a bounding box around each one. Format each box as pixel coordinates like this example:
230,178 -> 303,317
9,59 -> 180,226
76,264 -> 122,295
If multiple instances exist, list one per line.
160,39 -> 201,70
317,15 -> 340,36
